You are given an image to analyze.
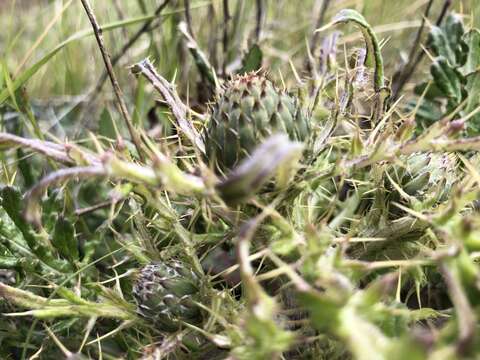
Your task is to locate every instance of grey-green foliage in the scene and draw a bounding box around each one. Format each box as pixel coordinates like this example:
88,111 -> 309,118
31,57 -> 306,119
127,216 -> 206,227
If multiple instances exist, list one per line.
413,13 -> 480,134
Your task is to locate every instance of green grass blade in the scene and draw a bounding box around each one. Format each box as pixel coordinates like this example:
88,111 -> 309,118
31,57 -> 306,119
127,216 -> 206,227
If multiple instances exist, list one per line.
0,2 -> 211,105
1,61 -> 20,110
0,14 -> 155,105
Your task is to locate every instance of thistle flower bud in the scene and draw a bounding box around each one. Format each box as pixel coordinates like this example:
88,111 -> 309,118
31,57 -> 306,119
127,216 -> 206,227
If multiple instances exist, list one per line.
133,261 -> 201,332
205,73 -> 311,172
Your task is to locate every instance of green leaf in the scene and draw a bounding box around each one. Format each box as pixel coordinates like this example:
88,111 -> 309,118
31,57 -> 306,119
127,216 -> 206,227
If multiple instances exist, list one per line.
413,81 -> 444,100
460,30 -> 480,130
410,99 -> 443,130
0,186 -> 71,272
178,22 -> 218,88
431,57 -> 463,104
414,14 -> 473,132
444,13 -> 468,66
464,71 -> 480,135
1,186 -> 30,237
428,13 -> 467,67
0,206 -> 28,252
428,26 -> 457,65
239,44 -> 263,74
52,216 -> 78,261
461,29 -> 480,76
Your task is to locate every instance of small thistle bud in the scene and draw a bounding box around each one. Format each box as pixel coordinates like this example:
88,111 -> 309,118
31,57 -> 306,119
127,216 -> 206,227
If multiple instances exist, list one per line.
133,261 -> 202,332
388,152 -> 457,207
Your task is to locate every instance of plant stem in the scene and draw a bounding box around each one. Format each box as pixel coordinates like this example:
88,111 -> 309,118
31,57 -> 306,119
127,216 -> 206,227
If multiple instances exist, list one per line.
309,0 -> 331,55
92,0 -> 171,94
79,0 -> 144,160
392,0 -> 452,99
184,0 -> 195,38
255,0 -> 265,42
392,0 -> 434,100
222,0 -> 231,74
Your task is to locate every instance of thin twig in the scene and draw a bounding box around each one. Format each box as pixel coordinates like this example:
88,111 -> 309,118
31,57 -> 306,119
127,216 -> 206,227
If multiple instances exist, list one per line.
305,0 -> 332,75
92,0 -> 170,95
75,200 -> 113,216
0,132 -> 71,164
345,133 -> 480,169
309,0 -> 331,55
255,0 -> 265,42
79,0 -> 144,160
184,0 -> 196,39
222,0 -> 231,75
406,0 -> 434,65
391,0 -> 433,99
435,0 -> 452,26
0,132 -> 100,166
392,0 -> 451,99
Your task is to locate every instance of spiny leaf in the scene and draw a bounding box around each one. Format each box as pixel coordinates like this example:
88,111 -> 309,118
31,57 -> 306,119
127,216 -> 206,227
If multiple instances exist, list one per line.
430,57 -> 463,104
52,216 -> 78,261
428,26 -> 457,66
1,186 -> 71,272
1,186 -> 32,239
461,29 -> 480,76
461,30 -> 480,134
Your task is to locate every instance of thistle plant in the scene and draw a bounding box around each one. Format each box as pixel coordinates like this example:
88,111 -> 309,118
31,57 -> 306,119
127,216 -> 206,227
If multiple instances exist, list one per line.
2,2 -> 480,360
